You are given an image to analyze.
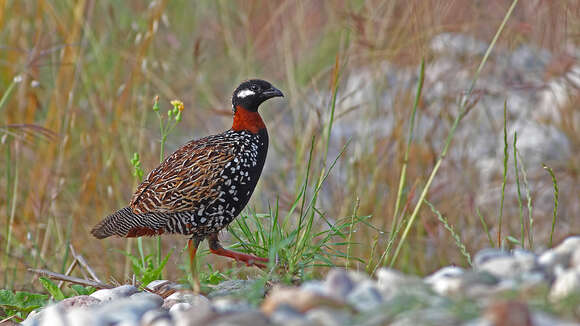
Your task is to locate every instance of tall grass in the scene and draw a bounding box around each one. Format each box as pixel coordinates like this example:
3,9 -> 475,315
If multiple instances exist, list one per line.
389,0 -> 519,266
0,0 -> 578,290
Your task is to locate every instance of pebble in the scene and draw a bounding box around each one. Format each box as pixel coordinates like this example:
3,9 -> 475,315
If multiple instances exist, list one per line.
549,268 -> 580,302
270,304 -> 311,326
140,309 -> 172,326
346,280 -> 383,312
207,279 -> 258,298
324,269 -> 354,298
424,266 -> 465,295
90,284 -> 139,302
539,237 -> 580,272
163,291 -> 210,310
56,295 -> 101,309
306,307 -> 352,326
207,311 -> 270,326
169,302 -> 192,313
376,268 -> 423,298
261,286 -> 345,315
171,299 -> 215,326
20,239 -> 580,325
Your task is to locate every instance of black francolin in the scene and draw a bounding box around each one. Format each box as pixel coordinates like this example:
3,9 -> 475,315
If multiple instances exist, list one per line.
91,79 -> 283,268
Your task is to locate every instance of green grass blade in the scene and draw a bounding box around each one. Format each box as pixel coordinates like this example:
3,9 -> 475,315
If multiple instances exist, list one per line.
390,0 -> 519,266
477,208 -> 494,248
392,58 -> 425,233
425,200 -> 472,266
513,132 -> 525,248
498,100 -> 509,247
543,164 -> 559,247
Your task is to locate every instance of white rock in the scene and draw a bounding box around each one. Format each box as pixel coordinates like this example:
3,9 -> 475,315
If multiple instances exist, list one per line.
323,269 -> 354,298
213,297 -> 254,313
473,248 -> 511,267
346,280 -> 383,312
306,307 -> 351,326
376,268 -> 423,298
424,266 -> 465,296
169,302 -> 192,314
165,291 -> 210,305
569,245 -> 580,269
90,285 -> 139,302
549,269 -> 580,302
38,305 -> 67,326
141,309 -> 172,326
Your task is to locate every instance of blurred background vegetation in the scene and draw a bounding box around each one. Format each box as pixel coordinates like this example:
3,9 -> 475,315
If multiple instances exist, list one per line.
1,0 -> 579,291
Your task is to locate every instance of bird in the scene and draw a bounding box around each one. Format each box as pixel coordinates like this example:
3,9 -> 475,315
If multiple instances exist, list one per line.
91,79 -> 284,269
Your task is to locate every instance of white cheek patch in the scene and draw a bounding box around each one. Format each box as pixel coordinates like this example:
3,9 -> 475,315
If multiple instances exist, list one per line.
237,89 -> 255,98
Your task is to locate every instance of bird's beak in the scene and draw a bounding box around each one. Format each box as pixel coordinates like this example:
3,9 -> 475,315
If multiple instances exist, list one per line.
262,86 -> 284,99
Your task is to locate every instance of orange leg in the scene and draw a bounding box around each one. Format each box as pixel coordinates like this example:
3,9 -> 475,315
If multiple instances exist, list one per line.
187,238 -> 201,293
208,233 -> 268,268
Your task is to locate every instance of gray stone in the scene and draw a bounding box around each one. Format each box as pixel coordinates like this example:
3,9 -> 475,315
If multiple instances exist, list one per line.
571,247 -> 580,270
539,237 -> 580,271
324,269 -> 354,298
131,292 -> 164,306
301,280 -> 327,296
37,305 -> 67,326
389,308 -> 461,326
146,279 -> 185,297
549,268 -> 580,302
347,270 -> 371,285
473,248 -> 511,267
269,304 -> 311,326
169,302 -> 192,313
56,295 -> 101,309
208,280 -> 259,299
207,311 -> 269,326
163,291 -> 211,310
476,250 -> 537,279
90,284 -> 139,302
532,312 -> 580,326
212,297 -> 255,314
94,295 -> 162,325
140,309 -> 172,326
424,266 -> 465,296
306,307 -> 352,326
376,268 -> 426,299
171,299 -> 215,326
21,309 -> 41,326
346,280 -> 383,312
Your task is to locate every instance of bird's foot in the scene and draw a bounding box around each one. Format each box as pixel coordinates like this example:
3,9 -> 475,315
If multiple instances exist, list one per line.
209,247 -> 269,268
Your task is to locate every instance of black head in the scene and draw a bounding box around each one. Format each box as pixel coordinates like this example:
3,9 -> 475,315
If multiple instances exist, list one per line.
232,79 -> 284,112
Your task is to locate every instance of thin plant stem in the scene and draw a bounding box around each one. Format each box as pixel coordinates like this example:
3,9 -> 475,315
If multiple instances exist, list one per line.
390,58 -> 425,247
543,164 -> 559,247
346,198 -> 360,270
477,208 -> 494,248
498,100 -> 509,247
390,0 -> 519,266
425,200 -> 471,266
518,151 -> 534,249
513,132 -> 525,248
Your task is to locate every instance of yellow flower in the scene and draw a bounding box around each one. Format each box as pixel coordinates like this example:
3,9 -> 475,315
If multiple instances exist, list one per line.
171,100 -> 184,112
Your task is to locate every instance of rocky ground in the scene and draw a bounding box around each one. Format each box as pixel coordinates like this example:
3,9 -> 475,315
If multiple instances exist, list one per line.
18,236 -> 580,326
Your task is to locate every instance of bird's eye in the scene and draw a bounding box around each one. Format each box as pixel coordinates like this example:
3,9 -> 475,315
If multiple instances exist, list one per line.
250,85 -> 259,92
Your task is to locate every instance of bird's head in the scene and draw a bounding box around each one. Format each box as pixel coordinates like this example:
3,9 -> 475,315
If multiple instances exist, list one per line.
232,79 -> 284,112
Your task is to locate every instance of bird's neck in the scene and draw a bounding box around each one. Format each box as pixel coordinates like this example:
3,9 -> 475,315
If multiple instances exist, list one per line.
231,105 -> 266,134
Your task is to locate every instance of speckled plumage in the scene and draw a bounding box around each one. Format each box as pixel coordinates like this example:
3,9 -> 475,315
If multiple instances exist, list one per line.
91,79 -> 283,268
91,129 -> 268,239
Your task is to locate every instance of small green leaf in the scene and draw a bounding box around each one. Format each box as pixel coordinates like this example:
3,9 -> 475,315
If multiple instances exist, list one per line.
506,236 -> 521,245
39,277 -> 65,301
70,285 -> 95,296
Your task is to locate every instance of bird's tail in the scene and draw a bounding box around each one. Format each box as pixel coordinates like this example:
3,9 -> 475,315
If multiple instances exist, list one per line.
91,207 -> 166,239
